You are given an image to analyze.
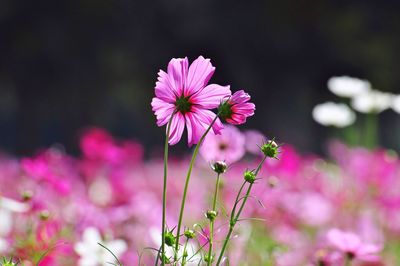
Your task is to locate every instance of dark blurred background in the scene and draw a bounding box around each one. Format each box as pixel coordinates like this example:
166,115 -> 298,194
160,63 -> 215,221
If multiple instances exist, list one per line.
1,0 -> 400,155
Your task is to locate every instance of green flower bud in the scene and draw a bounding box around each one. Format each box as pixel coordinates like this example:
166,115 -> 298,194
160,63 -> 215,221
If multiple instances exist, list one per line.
244,170 -> 256,184
260,140 -> 279,158
184,229 -> 196,239
21,190 -> 33,201
205,210 -> 218,221
39,210 -> 50,221
211,161 -> 227,174
204,254 -> 214,263
164,231 -> 176,247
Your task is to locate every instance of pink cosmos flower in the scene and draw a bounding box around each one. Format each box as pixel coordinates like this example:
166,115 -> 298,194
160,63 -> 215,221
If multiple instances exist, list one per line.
200,125 -> 245,164
327,228 -> 383,262
219,90 -> 255,125
151,56 -> 231,145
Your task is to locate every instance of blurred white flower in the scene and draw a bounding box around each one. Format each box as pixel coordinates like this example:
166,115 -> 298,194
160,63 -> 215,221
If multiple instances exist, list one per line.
391,95 -> 400,114
328,76 -> 371,98
0,196 -> 30,213
351,90 -> 393,113
0,197 -> 29,252
74,227 -> 127,266
312,102 -> 356,127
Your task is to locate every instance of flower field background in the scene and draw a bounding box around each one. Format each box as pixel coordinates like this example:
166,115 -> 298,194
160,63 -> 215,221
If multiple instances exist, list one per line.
1,126 -> 400,265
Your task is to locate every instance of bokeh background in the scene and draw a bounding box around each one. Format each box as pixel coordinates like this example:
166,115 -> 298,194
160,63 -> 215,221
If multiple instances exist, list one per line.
1,0 -> 400,155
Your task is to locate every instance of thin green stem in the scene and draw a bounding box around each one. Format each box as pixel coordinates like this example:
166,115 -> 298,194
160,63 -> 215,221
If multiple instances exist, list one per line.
174,115 -> 219,263
181,238 -> 189,266
206,173 -> 221,266
365,112 -> 378,149
216,156 -> 267,266
230,181 -> 246,221
161,113 -> 175,266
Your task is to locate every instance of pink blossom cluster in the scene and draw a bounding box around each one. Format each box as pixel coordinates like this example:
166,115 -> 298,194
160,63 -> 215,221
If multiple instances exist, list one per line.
0,128 -> 398,265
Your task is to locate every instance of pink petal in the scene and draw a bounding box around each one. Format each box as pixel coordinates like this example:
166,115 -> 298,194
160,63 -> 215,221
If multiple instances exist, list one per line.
192,107 -> 224,135
167,57 -> 188,97
343,232 -> 362,251
185,113 -> 202,146
232,103 -> 256,116
327,228 -> 349,251
231,90 -> 251,104
185,56 -> 215,96
357,243 -> 383,257
191,84 -> 231,109
151,97 -> 175,127
155,70 -> 177,103
185,109 -> 223,146
168,112 -> 185,145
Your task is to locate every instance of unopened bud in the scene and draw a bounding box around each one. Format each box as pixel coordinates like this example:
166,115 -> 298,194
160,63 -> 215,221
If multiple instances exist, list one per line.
205,210 -> 218,221
22,190 -> 33,201
164,231 -> 176,247
260,140 -> 279,158
204,254 -> 214,263
211,161 -> 227,174
39,210 -> 50,220
244,170 -> 256,184
184,229 -> 196,239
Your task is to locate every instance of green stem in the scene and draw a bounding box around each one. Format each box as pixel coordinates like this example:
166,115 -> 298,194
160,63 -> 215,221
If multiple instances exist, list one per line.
181,238 -> 189,266
207,173 -> 221,266
161,113 -> 175,266
365,112 -> 378,149
174,115 -> 219,264
345,256 -> 352,266
216,156 -> 267,266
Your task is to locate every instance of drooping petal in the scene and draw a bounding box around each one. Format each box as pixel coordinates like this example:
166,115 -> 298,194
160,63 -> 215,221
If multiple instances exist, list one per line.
168,112 -> 185,145
167,57 -> 188,97
185,56 -> 215,96
151,97 -> 175,126
221,90 -> 255,125
232,102 -> 256,116
226,113 -> 246,125
191,84 -> 231,109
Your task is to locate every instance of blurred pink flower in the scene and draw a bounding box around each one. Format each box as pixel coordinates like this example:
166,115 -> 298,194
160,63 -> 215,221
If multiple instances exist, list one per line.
200,125 -> 245,164
80,127 -> 143,165
151,56 -> 231,145
219,90 -> 255,125
327,228 -> 383,262
244,130 -> 265,155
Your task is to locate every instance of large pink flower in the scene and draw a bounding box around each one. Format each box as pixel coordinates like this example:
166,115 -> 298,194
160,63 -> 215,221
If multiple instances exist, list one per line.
151,56 -> 231,145
219,90 -> 255,125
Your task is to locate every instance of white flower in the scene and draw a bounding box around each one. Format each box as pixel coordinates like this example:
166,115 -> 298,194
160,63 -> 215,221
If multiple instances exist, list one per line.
0,196 -> 29,252
351,90 -> 393,113
74,227 -> 127,266
327,76 -> 371,98
312,102 -> 356,127
391,95 -> 400,114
